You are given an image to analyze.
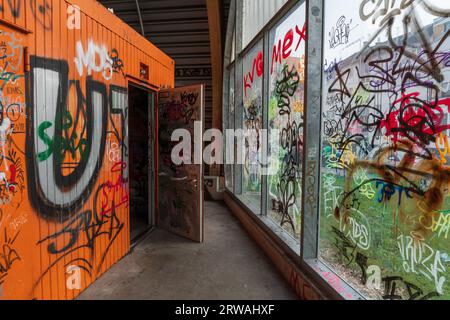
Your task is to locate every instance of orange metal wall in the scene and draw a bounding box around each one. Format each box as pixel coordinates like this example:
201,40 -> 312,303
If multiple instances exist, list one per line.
0,0 -> 174,300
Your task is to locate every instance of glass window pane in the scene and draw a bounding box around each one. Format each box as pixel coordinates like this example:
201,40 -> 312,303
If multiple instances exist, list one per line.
242,0 -> 288,48
319,0 -> 450,300
267,3 -> 306,242
241,41 -> 264,212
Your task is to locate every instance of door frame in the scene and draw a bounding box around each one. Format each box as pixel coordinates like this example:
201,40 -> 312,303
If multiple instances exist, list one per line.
128,81 -> 157,241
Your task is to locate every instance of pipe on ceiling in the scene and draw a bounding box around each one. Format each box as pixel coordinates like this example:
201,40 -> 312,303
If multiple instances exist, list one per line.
134,0 -> 145,37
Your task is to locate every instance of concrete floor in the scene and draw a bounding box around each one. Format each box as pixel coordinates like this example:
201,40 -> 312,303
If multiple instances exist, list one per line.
78,201 -> 297,300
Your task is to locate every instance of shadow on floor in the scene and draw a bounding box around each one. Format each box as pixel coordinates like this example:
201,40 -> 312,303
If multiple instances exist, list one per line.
78,201 -> 298,300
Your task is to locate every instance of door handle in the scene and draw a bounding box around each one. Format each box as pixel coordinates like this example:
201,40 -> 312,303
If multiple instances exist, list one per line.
171,176 -> 188,181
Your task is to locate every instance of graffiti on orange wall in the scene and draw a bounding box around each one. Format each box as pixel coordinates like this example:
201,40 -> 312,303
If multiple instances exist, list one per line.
0,28 -> 26,294
0,28 -> 129,299
0,0 -> 174,299
0,0 -> 53,30
26,47 -> 130,292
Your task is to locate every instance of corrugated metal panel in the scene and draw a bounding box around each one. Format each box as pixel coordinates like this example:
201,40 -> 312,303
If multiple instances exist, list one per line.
0,0 -> 174,300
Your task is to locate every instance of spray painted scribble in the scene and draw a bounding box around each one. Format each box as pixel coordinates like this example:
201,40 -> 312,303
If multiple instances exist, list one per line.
272,65 -> 302,233
320,0 -> 450,300
74,40 -> 114,81
0,0 -> 52,30
267,4 -> 306,240
158,86 -> 203,242
329,16 -> 353,49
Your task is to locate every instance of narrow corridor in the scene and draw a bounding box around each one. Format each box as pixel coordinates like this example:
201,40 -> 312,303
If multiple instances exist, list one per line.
78,201 -> 297,300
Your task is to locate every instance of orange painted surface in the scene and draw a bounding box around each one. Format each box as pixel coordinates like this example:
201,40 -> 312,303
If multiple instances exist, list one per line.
0,0 -> 174,300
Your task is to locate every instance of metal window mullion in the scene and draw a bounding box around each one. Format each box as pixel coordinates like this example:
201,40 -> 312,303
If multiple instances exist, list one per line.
230,66 -> 236,190
261,30 -> 270,217
301,0 -> 324,261
224,0 -> 237,67
223,0 -> 236,192
234,0 -> 244,196
223,68 -> 230,177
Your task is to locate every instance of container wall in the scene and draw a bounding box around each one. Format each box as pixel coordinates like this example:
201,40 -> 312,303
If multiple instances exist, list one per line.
0,0 -> 174,300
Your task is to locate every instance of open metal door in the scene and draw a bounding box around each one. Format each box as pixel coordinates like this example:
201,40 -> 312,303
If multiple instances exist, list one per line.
157,85 -> 204,242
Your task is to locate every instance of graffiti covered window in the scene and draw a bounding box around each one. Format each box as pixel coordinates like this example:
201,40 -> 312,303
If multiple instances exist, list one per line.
267,3 -> 306,241
241,41 -> 264,212
319,0 -> 450,299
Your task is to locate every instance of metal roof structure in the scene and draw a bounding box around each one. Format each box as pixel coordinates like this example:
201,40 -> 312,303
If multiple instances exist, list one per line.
98,0 -> 231,132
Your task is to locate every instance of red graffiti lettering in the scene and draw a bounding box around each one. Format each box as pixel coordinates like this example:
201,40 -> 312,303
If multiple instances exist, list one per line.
271,22 -> 307,74
243,50 -> 263,97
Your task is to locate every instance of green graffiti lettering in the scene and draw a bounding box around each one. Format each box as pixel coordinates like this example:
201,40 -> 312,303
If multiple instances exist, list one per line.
37,121 -> 53,162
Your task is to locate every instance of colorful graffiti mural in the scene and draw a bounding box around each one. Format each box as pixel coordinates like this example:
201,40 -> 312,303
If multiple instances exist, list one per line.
320,0 -> 450,300
242,42 -> 263,201
268,3 -> 306,241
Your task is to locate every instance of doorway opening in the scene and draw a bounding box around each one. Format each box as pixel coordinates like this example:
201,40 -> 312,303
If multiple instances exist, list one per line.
128,84 -> 154,242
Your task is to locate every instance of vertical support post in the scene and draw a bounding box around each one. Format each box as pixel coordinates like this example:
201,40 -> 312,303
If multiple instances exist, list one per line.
261,31 -> 270,216
234,0 -> 244,196
206,0 -> 224,176
301,0 -> 324,261
222,0 -> 236,192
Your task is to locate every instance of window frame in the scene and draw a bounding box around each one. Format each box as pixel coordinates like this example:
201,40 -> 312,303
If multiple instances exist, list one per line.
224,62 -> 235,192
238,39 -> 264,214
234,0 -> 307,256
307,1 -> 450,301
299,0 -> 364,300
223,0 -> 365,300
264,2 -> 308,248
